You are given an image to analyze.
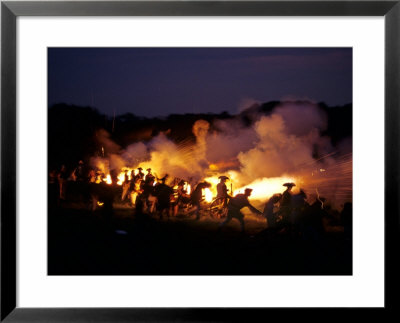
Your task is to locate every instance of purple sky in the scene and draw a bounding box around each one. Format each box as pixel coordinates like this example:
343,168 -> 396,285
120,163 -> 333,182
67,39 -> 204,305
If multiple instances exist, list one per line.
48,48 -> 352,117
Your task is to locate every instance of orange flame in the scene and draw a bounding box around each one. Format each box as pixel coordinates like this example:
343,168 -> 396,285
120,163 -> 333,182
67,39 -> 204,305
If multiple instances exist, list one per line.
117,168 -> 134,185
204,188 -> 213,203
104,174 -> 112,185
233,176 -> 298,202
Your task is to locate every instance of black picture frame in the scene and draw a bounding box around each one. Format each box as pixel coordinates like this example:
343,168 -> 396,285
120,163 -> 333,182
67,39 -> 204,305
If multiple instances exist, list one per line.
1,1 -> 399,321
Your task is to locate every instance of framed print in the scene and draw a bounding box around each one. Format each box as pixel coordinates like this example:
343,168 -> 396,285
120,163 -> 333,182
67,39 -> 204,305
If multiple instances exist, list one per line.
1,1 -> 399,321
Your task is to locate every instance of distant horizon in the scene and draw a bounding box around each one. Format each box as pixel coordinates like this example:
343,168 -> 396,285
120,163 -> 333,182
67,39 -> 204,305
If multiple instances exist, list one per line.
48,99 -> 352,119
48,48 -> 352,118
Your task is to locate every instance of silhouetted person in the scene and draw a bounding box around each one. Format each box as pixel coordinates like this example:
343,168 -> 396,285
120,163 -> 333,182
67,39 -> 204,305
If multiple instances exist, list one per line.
154,176 -> 174,219
133,167 -> 144,191
191,181 -> 211,220
73,160 -> 86,182
263,193 -> 282,229
136,167 -> 144,181
290,189 -> 308,237
121,170 -> 130,202
219,188 -> 262,233
172,180 -> 183,215
129,168 -> 141,196
58,165 -> 68,200
141,174 -> 156,213
129,169 -> 143,210
291,189 -> 307,213
172,180 -> 190,216
144,168 -> 155,185
302,198 -> 326,242
281,182 -> 295,205
74,161 -> 90,203
279,182 -> 295,226
216,175 -> 230,206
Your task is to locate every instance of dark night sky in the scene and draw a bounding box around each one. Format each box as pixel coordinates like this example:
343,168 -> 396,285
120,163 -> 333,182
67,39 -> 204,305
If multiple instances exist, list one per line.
48,48 -> 352,117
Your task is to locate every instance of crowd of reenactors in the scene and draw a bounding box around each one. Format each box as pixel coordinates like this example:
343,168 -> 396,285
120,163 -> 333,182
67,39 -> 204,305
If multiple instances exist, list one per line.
49,161 -> 197,219
49,161 -> 352,237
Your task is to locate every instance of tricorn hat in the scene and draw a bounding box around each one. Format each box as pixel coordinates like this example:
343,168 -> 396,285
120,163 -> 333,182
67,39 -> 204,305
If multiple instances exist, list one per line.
218,175 -> 229,180
283,182 -> 296,187
244,188 -> 253,193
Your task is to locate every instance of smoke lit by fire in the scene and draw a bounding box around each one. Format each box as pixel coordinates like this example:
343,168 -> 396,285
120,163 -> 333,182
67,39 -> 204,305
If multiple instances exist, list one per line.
90,102 -> 352,209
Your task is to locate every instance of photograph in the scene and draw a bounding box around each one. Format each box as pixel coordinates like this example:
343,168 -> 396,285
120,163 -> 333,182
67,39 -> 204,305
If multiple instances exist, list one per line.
2,0 -> 397,320
47,47 -> 353,275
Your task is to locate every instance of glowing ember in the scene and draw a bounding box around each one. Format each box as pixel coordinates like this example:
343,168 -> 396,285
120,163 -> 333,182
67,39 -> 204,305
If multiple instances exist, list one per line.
97,201 -> 104,206
186,184 -> 191,195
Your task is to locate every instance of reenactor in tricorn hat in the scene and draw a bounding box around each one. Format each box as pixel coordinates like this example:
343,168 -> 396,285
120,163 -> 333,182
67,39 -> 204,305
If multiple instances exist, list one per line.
216,175 -> 230,207
279,182 -> 296,225
218,188 -> 262,233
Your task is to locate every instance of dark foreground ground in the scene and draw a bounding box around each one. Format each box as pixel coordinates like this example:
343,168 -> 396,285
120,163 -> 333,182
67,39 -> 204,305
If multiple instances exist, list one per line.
48,204 -> 352,275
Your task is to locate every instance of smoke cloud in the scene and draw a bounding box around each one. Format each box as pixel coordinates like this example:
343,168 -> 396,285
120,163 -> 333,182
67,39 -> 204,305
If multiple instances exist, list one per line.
90,101 -> 351,207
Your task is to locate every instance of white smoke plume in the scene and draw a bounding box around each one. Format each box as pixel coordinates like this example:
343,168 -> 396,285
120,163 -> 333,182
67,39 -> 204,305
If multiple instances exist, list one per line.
121,142 -> 149,165
192,119 -> 210,165
142,133 -> 206,181
236,102 -> 332,184
205,118 -> 258,167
